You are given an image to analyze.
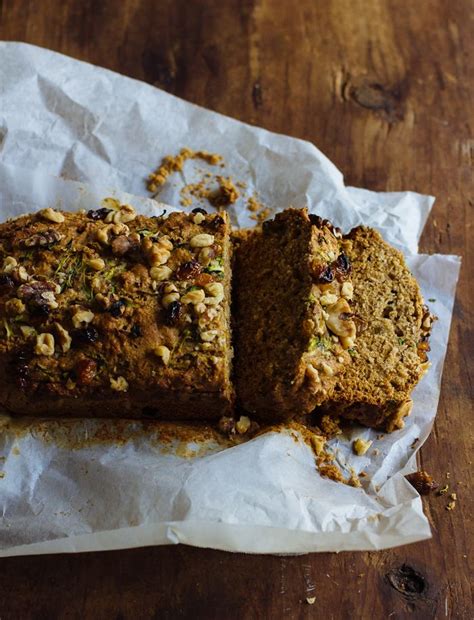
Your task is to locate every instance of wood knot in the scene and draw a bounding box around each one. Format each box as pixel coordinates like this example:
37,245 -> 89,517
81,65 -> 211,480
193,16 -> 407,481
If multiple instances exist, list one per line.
346,80 -> 406,122
386,564 -> 427,597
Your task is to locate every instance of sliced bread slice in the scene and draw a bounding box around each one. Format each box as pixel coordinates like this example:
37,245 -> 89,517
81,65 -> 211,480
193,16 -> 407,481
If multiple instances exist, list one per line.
233,208 -> 356,420
314,226 -> 433,431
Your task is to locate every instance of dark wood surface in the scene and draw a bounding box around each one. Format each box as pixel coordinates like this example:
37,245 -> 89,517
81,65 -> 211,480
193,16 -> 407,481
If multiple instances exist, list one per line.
0,1 -> 472,618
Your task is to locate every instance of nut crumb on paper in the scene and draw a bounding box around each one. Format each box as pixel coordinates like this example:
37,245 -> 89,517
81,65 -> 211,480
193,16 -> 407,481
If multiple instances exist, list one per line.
353,438 -> 372,456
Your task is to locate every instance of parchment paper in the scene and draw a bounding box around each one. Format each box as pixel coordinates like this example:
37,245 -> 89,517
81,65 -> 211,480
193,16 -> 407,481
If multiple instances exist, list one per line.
0,42 -> 461,556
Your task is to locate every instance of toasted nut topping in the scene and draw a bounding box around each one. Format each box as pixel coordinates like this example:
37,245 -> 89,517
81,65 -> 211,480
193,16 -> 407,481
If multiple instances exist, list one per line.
115,204 -> 136,224
72,309 -> 95,328
310,434 -> 326,456
420,360 -> 431,376
325,298 -> 356,338
110,376 -> 129,392
18,266 -> 29,282
162,292 -> 180,308
40,207 -> 65,223
94,293 -> 110,309
86,258 -> 106,271
396,399 -> 413,419
111,223 -> 130,235
181,288 -> 205,305
199,247 -> 214,264
305,364 -> 320,388
319,361 -> 334,376
54,323 -> 72,353
320,293 -> 338,306
205,281 -> 224,298
20,325 -> 36,338
195,302 -> 207,314
35,333 -> 55,356
190,233 -> 214,248
150,265 -> 172,281
163,283 -> 178,294
236,415 -> 251,434
5,298 -> 26,316
2,257 -> 17,273
353,438 -> 373,456
341,282 -> 354,300
148,245 -> 171,266
41,291 -> 58,309
340,336 -> 355,350
158,236 -> 174,251
193,212 -> 206,225
91,276 -> 107,293
96,225 -> 111,245
153,345 -> 171,365
200,330 -> 218,342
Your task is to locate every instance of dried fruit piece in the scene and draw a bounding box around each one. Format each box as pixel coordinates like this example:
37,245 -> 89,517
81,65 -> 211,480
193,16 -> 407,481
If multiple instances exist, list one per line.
72,326 -> 99,346
165,300 -> 182,325
109,299 -> 126,318
314,265 -> 334,284
74,358 -> 97,386
175,259 -> 202,281
87,208 -> 112,220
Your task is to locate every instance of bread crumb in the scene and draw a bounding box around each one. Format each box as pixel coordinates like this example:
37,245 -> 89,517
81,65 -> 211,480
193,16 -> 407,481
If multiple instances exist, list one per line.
208,176 -> 240,208
446,500 -> 456,511
147,148 -> 223,192
306,597 -> 316,605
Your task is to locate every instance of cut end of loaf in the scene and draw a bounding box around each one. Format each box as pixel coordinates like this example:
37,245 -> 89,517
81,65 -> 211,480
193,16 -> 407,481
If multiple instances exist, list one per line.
233,208 -> 356,420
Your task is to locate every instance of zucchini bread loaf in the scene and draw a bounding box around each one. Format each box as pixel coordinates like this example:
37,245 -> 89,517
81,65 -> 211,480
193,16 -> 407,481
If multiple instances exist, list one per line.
0,203 -> 234,418
233,208 -> 356,420
314,226 -> 433,431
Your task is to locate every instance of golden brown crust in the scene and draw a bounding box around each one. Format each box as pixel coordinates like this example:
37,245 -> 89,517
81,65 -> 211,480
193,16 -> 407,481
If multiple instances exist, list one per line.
0,203 -> 234,419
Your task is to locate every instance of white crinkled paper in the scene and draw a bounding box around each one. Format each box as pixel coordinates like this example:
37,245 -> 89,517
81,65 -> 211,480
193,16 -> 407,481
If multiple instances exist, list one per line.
0,42 -> 461,555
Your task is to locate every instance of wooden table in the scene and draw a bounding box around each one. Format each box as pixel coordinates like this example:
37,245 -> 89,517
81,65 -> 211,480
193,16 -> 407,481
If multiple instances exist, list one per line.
1,1 -> 472,617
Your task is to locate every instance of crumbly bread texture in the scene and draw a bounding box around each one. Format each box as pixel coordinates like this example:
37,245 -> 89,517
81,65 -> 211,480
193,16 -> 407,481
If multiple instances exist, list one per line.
314,226 -> 433,431
0,203 -> 234,418
233,208 -> 356,420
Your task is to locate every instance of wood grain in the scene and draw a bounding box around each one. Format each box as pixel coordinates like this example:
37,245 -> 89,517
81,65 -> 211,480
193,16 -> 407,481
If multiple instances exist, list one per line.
0,0 -> 472,618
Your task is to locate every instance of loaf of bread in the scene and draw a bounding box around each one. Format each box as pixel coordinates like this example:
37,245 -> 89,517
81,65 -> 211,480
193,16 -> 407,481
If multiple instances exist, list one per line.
314,226 -> 433,431
233,208 -> 356,420
0,203 -> 234,418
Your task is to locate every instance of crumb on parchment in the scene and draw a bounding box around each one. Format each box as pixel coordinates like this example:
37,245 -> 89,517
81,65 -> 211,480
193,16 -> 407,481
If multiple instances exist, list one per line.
147,148 -> 223,192
147,147 -> 273,222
